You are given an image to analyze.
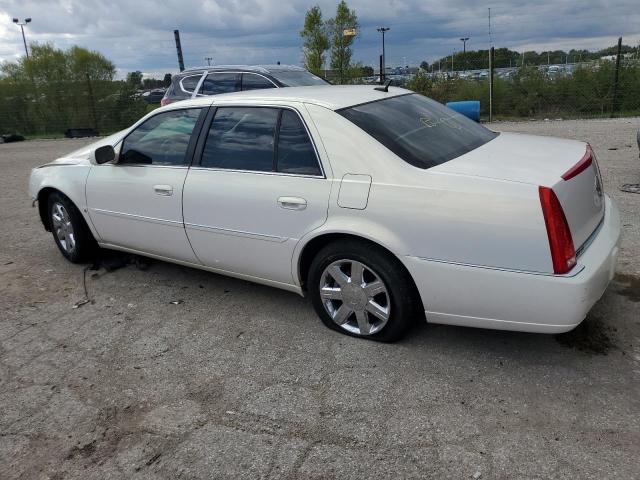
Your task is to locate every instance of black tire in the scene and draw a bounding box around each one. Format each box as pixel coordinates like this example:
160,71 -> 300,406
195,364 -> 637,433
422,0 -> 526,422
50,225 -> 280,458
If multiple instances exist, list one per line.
47,192 -> 96,263
308,239 -> 421,342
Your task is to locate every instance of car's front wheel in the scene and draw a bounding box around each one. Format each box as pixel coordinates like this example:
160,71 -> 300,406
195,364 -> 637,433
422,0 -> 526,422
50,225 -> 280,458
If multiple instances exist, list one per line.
47,192 -> 96,263
308,240 -> 420,342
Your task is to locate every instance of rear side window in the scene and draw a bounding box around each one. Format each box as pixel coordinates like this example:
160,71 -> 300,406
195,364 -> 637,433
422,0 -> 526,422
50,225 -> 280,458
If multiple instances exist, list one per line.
201,107 -> 278,171
242,73 -> 276,91
120,109 -> 201,166
277,110 -> 321,175
180,75 -> 202,93
201,73 -> 241,95
338,93 -> 498,169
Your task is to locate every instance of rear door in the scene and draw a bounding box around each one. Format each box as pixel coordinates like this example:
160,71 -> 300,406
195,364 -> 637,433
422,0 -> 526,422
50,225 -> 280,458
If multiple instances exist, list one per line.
182,105 -> 331,285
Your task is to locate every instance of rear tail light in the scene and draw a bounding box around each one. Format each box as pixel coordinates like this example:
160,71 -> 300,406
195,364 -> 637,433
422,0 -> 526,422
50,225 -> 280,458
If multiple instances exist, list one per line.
160,97 -> 171,107
539,186 -> 576,274
561,145 -> 593,181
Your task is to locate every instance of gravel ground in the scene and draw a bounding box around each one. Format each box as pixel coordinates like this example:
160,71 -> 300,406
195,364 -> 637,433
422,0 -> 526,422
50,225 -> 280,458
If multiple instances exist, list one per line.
1,117 -> 639,479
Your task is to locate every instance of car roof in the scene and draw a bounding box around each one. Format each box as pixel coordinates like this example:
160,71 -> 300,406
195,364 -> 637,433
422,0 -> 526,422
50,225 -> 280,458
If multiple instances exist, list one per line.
179,64 -> 307,75
167,85 -> 411,111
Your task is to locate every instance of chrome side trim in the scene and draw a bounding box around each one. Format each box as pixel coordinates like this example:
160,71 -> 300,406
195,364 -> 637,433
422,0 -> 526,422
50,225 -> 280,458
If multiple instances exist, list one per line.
184,222 -> 288,243
188,166 -> 323,179
576,215 -> 605,258
408,255 -> 585,278
90,208 -> 183,228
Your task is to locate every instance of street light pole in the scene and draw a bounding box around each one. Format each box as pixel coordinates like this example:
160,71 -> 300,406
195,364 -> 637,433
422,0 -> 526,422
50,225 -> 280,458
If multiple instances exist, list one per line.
12,17 -> 32,58
377,27 -> 390,82
460,37 -> 469,72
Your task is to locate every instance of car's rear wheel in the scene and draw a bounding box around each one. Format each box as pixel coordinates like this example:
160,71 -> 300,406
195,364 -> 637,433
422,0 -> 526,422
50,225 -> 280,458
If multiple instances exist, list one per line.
47,192 -> 96,263
308,240 -> 420,342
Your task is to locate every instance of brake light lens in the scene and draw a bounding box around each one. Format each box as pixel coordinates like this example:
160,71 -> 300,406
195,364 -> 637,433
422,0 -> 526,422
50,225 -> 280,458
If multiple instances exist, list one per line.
539,186 -> 576,274
160,97 -> 171,107
561,145 -> 593,181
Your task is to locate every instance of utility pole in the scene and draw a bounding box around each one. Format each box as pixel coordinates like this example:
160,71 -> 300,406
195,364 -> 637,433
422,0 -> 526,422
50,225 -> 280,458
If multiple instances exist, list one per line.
12,17 -> 31,58
460,37 -> 469,72
377,27 -> 390,83
174,29 -> 185,72
489,46 -> 494,123
488,8 -> 492,47
611,36 -> 622,116
204,57 -> 213,66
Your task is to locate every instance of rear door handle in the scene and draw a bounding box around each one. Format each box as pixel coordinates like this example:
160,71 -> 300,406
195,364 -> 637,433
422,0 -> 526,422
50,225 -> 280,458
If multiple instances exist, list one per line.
153,184 -> 173,196
278,196 -> 307,210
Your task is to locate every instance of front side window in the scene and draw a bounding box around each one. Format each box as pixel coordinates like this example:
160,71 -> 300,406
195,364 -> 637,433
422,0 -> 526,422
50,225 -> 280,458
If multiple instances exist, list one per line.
338,93 -> 498,169
201,73 -> 241,95
242,73 -> 276,91
120,109 -> 201,166
277,110 -> 321,175
201,107 -> 279,171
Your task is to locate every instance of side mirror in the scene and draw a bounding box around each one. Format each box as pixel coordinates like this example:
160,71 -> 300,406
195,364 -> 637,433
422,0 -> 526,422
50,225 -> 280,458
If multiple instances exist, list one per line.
95,145 -> 116,164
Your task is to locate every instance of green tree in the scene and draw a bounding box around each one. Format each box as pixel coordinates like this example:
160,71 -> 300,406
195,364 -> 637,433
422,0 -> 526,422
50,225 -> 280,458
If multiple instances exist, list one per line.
300,5 -> 329,76
327,0 -> 358,84
0,43 -> 142,136
127,71 -> 143,87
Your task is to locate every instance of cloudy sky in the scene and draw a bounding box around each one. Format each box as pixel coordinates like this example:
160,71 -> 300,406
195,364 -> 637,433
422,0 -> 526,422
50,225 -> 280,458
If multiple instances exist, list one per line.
0,0 -> 638,78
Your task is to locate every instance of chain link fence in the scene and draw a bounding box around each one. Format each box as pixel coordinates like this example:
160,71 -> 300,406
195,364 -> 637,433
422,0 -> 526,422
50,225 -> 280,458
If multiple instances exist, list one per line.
374,47 -> 640,120
0,78 -> 151,138
1,47 -> 639,138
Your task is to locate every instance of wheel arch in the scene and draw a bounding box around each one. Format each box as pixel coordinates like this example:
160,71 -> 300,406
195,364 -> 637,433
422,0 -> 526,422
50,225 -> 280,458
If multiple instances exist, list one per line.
37,187 -> 94,241
37,186 -> 62,231
296,232 -> 424,310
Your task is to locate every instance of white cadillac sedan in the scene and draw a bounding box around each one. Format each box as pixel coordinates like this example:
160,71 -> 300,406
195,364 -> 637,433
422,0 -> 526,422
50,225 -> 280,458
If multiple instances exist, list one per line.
29,86 -> 620,341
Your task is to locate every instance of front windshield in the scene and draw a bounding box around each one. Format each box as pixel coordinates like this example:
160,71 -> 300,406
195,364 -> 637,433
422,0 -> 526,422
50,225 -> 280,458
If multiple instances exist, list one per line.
338,93 -> 498,169
270,70 -> 329,87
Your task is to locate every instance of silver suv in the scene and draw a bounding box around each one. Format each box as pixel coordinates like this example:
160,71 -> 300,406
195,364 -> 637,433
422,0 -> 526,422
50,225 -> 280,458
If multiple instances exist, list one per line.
161,65 -> 329,106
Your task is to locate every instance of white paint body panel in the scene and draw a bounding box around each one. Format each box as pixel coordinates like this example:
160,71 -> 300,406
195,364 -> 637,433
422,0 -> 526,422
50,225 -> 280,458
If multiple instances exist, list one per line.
29,86 -> 621,334
85,165 -> 199,263
182,168 -> 331,284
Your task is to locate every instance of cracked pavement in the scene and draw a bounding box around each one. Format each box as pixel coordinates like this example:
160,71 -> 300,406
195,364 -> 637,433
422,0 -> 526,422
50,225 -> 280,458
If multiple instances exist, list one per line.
1,117 -> 639,479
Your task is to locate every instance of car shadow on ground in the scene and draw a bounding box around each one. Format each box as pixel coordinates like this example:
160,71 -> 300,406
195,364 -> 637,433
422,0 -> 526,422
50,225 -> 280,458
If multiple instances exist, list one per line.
84,249 -> 630,366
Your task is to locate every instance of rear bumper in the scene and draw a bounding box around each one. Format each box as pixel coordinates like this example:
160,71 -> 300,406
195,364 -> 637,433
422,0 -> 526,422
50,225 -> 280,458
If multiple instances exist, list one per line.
404,195 -> 620,333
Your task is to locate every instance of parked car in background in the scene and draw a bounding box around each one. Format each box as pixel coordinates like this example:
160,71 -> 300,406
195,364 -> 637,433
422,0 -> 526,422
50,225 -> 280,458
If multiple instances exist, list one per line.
142,89 -> 166,104
29,86 -> 620,342
161,65 -> 328,106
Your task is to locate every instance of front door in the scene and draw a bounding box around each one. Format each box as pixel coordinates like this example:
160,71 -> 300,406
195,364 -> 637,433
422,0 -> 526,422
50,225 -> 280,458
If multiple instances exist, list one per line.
86,107 -> 205,262
183,106 -> 331,285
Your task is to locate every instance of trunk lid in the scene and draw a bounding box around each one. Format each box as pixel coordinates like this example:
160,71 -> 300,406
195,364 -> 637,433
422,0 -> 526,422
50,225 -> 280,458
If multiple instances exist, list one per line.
434,132 -> 605,252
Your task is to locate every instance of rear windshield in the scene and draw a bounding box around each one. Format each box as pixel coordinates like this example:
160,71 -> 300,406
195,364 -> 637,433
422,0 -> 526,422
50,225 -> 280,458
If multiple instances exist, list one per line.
269,70 -> 329,87
338,93 -> 498,169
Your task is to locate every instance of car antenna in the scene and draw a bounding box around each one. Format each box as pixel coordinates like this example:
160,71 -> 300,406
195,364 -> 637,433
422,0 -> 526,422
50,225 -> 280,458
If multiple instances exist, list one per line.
374,79 -> 392,92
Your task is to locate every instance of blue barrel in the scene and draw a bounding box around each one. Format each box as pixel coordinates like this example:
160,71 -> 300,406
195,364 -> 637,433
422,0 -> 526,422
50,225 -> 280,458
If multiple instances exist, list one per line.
446,100 -> 480,122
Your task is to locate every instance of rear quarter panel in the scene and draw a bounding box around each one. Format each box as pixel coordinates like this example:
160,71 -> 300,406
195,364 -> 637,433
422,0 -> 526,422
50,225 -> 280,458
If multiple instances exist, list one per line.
304,103 -> 553,274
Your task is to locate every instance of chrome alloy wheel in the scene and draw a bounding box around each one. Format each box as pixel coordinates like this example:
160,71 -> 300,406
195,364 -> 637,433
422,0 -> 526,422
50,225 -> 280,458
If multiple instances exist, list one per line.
319,259 -> 391,335
51,202 -> 76,253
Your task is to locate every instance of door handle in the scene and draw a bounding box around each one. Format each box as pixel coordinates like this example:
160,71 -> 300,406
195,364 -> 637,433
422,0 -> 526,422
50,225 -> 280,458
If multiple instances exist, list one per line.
278,196 -> 307,210
153,185 -> 173,196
